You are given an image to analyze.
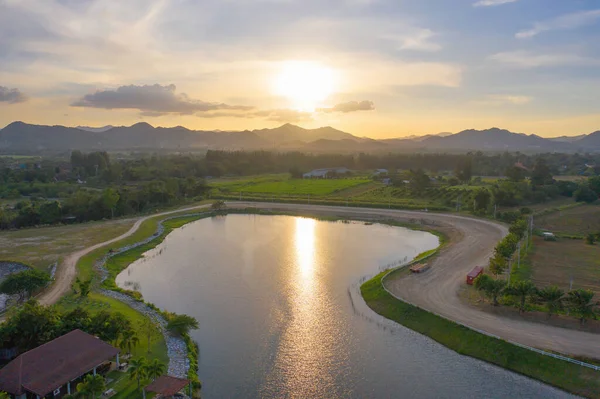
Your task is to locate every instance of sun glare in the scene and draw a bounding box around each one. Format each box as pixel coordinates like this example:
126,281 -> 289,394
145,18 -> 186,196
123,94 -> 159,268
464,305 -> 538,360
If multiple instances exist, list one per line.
274,61 -> 335,111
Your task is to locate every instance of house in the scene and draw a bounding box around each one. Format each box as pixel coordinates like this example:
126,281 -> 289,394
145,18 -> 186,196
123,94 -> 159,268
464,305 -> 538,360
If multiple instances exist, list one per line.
0,329 -> 120,399
373,169 -> 388,176
144,375 -> 192,399
302,167 -> 350,178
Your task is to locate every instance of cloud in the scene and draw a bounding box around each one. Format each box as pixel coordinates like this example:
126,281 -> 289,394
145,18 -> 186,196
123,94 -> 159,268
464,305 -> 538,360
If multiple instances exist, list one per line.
0,86 -> 28,104
489,51 -> 598,68
487,95 -> 532,105
71,84 -> 253,116
318,100 -> 375,113
251,109 -> 313,123
516,9 -> 600,38
473,0 -> 518,7
384,29 -> 441,52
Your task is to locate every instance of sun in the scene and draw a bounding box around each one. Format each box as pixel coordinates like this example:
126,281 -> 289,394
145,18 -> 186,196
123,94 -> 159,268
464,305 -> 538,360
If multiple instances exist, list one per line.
274,61 -> 335,111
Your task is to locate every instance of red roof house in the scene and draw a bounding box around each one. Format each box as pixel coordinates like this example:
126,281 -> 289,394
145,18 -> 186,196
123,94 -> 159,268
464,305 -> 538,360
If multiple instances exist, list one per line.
0,329 -> 120,398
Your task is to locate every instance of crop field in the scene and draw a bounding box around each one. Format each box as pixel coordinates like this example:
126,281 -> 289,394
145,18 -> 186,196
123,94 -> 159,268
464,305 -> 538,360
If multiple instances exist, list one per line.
213,177 -> 371,196
536,204 -> 600,236
525,236 -> 600,294
0,218 -> 135,270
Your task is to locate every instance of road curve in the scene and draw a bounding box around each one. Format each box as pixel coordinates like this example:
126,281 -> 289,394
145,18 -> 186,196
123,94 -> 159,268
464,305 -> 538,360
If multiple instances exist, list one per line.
37,204 -> 212,306
40,201 -> 599,359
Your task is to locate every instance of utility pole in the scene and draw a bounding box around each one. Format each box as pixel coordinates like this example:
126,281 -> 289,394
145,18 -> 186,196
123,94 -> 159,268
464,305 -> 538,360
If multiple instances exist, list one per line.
239,191 -> 242,201
507,258 -> 512,287
346,198 -> 349,207
493,204 -> 497,219
517,242 -> 521,269
308,194 -> 310,205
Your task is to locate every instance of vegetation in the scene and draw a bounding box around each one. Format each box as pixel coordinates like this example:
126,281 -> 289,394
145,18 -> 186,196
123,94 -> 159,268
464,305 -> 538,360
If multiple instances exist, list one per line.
166,314 -> 199,336
567,289 -> 597,326
361,271 -> 600,398
0,269 -> 50,302
536,286 -> 565,318
76,374 -> 106,399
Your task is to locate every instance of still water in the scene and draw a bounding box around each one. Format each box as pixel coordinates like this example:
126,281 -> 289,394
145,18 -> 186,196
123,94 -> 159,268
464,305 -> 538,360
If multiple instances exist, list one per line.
117,214 -> 574,399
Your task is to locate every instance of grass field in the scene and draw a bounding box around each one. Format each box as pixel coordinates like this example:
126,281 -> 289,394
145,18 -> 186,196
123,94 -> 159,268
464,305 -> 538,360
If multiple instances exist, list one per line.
536,204 -> 600,236
0,219 -> 135,270
214,177 -> 371,196
362,270 -> 600,398
524,236 -> 600,294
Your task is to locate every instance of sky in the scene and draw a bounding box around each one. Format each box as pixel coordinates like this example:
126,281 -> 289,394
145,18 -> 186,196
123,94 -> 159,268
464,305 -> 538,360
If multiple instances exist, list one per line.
0,0 -> 599,138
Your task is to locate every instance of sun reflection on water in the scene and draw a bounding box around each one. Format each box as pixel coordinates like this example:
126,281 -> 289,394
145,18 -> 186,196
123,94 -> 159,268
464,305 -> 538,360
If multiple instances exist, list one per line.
295,217 -> 316,281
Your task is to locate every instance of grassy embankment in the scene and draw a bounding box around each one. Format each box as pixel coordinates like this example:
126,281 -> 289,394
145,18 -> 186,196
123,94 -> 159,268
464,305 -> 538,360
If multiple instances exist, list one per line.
361,234 -> 600,398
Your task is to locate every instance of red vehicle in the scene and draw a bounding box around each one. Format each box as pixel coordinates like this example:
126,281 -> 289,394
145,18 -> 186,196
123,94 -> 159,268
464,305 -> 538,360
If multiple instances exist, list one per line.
466,266 -> 484,285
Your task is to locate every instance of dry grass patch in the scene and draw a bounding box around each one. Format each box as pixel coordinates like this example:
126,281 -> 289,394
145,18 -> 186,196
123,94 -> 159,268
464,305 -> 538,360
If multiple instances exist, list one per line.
0,219 -> 135,270
536,204 -> 600,236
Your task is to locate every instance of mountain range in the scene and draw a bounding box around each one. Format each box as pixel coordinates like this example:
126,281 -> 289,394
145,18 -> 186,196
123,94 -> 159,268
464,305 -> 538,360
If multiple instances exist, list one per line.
1,121 -> 599,154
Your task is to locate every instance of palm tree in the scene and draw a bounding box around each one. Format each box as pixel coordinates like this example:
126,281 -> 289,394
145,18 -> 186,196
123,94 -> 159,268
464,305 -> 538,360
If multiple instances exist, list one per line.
484,279 -> 506,306
537,285 -> 564,319
119,329 -> 140,356
128,357 -> 148,389
567,289 -> 597,326
76,374 -> 105,399
146,358 -> 167,381
505,280 -> 537,313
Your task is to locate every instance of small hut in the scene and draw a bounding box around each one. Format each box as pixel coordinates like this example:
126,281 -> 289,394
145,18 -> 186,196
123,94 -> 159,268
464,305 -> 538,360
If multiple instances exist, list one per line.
144,375 -> 192,398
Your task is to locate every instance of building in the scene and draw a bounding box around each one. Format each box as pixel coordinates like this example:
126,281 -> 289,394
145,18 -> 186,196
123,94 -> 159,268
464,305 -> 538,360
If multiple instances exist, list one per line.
373,169 -> 388,175
144,375 -> 192,399
0,329 -> 120,399
302,167 -> 350,178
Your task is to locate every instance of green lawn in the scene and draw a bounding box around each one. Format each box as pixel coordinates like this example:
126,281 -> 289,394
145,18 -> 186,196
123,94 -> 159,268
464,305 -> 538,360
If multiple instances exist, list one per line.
362,271 -> 600,398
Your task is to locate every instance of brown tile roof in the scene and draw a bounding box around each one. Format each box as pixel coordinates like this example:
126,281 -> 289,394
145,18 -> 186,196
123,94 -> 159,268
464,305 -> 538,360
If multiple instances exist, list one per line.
145,375 -> 190,396
0,329 -> 119,396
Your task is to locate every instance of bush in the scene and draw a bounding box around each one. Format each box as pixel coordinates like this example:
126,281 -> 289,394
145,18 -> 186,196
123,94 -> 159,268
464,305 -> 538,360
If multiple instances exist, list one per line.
167,314 -> 199,336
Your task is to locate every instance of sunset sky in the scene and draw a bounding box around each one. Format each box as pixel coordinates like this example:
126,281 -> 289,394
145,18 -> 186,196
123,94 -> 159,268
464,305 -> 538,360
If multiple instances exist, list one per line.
1,0 -> 599,138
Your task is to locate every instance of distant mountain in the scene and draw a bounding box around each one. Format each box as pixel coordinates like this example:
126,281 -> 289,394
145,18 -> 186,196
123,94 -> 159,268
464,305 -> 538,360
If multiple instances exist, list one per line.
0,121 -> 598,153
76,125 -> 115,133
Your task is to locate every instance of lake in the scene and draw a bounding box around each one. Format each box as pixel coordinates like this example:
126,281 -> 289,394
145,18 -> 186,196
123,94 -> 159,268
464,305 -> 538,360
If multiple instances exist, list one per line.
116,214 -> 574,399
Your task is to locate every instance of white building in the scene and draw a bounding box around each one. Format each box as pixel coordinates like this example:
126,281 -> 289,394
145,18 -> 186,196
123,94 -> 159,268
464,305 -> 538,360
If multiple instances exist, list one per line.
303,167 -> 351,178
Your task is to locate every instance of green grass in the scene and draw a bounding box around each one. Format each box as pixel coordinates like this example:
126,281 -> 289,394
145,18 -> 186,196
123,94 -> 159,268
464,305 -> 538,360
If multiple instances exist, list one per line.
213,177 -> 371,196
361,271 -> 600,398
57,293 -> 168,364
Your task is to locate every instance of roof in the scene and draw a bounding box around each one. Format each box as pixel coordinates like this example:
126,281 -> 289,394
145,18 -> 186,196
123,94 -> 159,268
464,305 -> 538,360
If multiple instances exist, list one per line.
145,375 -> 190,396
467,266 -> 484,278
0,329 -> 119,396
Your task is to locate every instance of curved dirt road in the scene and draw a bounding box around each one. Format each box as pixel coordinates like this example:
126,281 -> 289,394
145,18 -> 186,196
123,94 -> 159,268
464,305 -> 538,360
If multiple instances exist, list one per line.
38,204 -> 211,306
40,201 -> 599,359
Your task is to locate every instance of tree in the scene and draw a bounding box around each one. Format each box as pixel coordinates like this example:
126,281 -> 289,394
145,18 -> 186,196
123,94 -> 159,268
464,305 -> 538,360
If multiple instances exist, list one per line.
455,157 -> 473,184
211,200 -> 226,211
167,314 -> 199,336
61,307 -> 91,333
0,269 -> 50,302
0,300 -> 62,351
39,201 -> 62,225
76,374 -> 105,399
0,392 -> 10,399
586,233 -> 596,245
566,289 -> 596,326
484,279 -> 506,306
508,219 -> 528,239
75,277 -> 92,297
473,189 -> 491,213
505,280 -> 537,313
537,285 -> 564,319
489,254 -> 507,278
146,358 -> 166,381
128,357 -> 148,389
289,166 -> 303,179
530,158 -> 553,186
505,166 -> 525,182
119,328 -> 140,356
101,188 -> 120,218
473,274 -> 492,302
574,185 -> 598,203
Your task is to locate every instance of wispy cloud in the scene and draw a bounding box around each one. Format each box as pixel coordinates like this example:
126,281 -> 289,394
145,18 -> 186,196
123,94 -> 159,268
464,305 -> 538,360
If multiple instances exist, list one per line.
0,86 -> 27,104
318,100 -> 375,113
388,29 -> 441,52
489,50 -> 599,68
487,95 -> 532,105
71,84 -> 253,116
517,9 -> 600,38
473,0 -> 518,7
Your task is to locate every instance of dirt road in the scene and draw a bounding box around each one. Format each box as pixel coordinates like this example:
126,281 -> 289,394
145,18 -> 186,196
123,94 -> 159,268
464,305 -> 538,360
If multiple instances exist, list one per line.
39,201 -> 599,359
37,204 -> 211,306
